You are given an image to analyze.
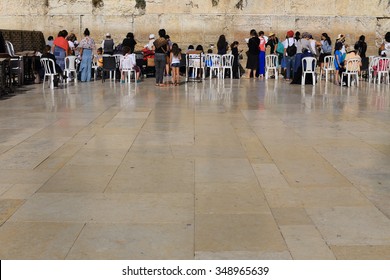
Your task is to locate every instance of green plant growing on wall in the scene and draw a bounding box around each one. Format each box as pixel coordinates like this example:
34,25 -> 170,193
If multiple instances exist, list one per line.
92,0 -> 104,8
235,0 -> 247,10
135,0 -> 146,9
212,0 -> 219,6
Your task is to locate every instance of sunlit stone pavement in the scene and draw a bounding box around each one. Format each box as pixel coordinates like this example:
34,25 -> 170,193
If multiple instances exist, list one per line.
0,77 -> 389,259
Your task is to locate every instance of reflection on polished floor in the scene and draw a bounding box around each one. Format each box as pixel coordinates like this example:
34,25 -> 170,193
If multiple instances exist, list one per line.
0,78 -> 389,260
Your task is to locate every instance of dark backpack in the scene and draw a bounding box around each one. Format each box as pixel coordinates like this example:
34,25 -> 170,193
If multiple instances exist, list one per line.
286,40 -> 297,56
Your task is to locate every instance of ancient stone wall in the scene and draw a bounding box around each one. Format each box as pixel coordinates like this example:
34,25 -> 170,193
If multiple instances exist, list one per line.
0,0 -> 389,55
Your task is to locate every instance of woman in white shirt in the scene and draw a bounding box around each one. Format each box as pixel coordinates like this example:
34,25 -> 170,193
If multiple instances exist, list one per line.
379,32 -> 390,57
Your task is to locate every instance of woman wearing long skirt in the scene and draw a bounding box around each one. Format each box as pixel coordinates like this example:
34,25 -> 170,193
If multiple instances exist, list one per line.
78,28 -> 95,82
257,31 -> 266,78
244,29 -> 260,78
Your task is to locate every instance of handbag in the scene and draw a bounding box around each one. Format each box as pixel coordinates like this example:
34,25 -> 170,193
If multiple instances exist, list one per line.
276,42 -> 285,54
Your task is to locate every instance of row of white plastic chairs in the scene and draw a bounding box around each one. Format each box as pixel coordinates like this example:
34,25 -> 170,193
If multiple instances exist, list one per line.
265,54 -> 389,86
367,56 -> 390,84
262,54 -> 362,86
185,53 -> 235,80
321,55 -> 390,85
93,54 -> 137,83
40,53 -> 390,88
41,54 -> 137,88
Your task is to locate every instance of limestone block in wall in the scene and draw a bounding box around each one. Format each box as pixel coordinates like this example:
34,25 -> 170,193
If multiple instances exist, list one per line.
80,15 -> 105,38
48,0 -> 91,15
156,14 -> 182,42
94,15 -> 134,43
294,16 -> 332,39
156,13 -> 182,33
144,0 -> 220,14
0,16 -> 23,30
272,16 -> 300,38
133,13 -> 160,45
0,0 -> 47,16
97,0 -> 136,15
234,15 -> 273,33
336,0 -> 390,17
30,16 -> 50,33
238,0 -> 274,14
180,15 -> 207,45
47,15 -> 81,36
287,0 -> 334,16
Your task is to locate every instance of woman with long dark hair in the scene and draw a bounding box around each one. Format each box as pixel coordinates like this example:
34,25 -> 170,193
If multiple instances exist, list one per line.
319,33 -> 332,72
170,43 -> 182,85
217,35 -> 228,55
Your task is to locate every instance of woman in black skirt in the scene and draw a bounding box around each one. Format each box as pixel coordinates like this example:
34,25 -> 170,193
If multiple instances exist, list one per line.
244,29 -> 260,78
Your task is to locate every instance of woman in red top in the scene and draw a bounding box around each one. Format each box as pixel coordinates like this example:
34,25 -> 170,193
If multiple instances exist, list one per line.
52,30 -> 70,71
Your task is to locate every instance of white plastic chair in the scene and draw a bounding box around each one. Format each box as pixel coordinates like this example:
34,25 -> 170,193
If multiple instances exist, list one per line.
5,41 -> 16,56
113,54 -> 123,69
321,55 -> 335,82
301,57 -> 317,85
376,57 -> 390,84
221,54 -> 234,79
40,58 -> 60,89
63,55 -> 77,83
185,53 -> 205,81
368,57 -> 380,83
265,54 -> 278,79
92,59 -> 99,80
206,54 -> 221,79
120,54 -> 136,83
341,58 -> 361,87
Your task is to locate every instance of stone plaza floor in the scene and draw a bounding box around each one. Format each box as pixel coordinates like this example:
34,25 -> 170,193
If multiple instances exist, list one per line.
0,77 -> 389,259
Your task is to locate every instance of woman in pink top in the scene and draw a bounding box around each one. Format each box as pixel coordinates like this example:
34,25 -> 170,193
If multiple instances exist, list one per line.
258,31 -> 266,78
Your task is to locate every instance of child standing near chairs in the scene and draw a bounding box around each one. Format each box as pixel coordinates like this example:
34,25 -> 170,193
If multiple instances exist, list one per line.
230,41 -> 241,79
334,42 -> 345,85
170,43 -> 182,85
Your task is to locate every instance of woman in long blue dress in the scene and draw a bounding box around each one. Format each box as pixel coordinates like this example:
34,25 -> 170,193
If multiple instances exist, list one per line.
78,28 -> 95,82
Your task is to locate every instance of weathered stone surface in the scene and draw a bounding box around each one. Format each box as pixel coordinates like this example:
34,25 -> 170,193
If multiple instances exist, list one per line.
0,0 -> 389,55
